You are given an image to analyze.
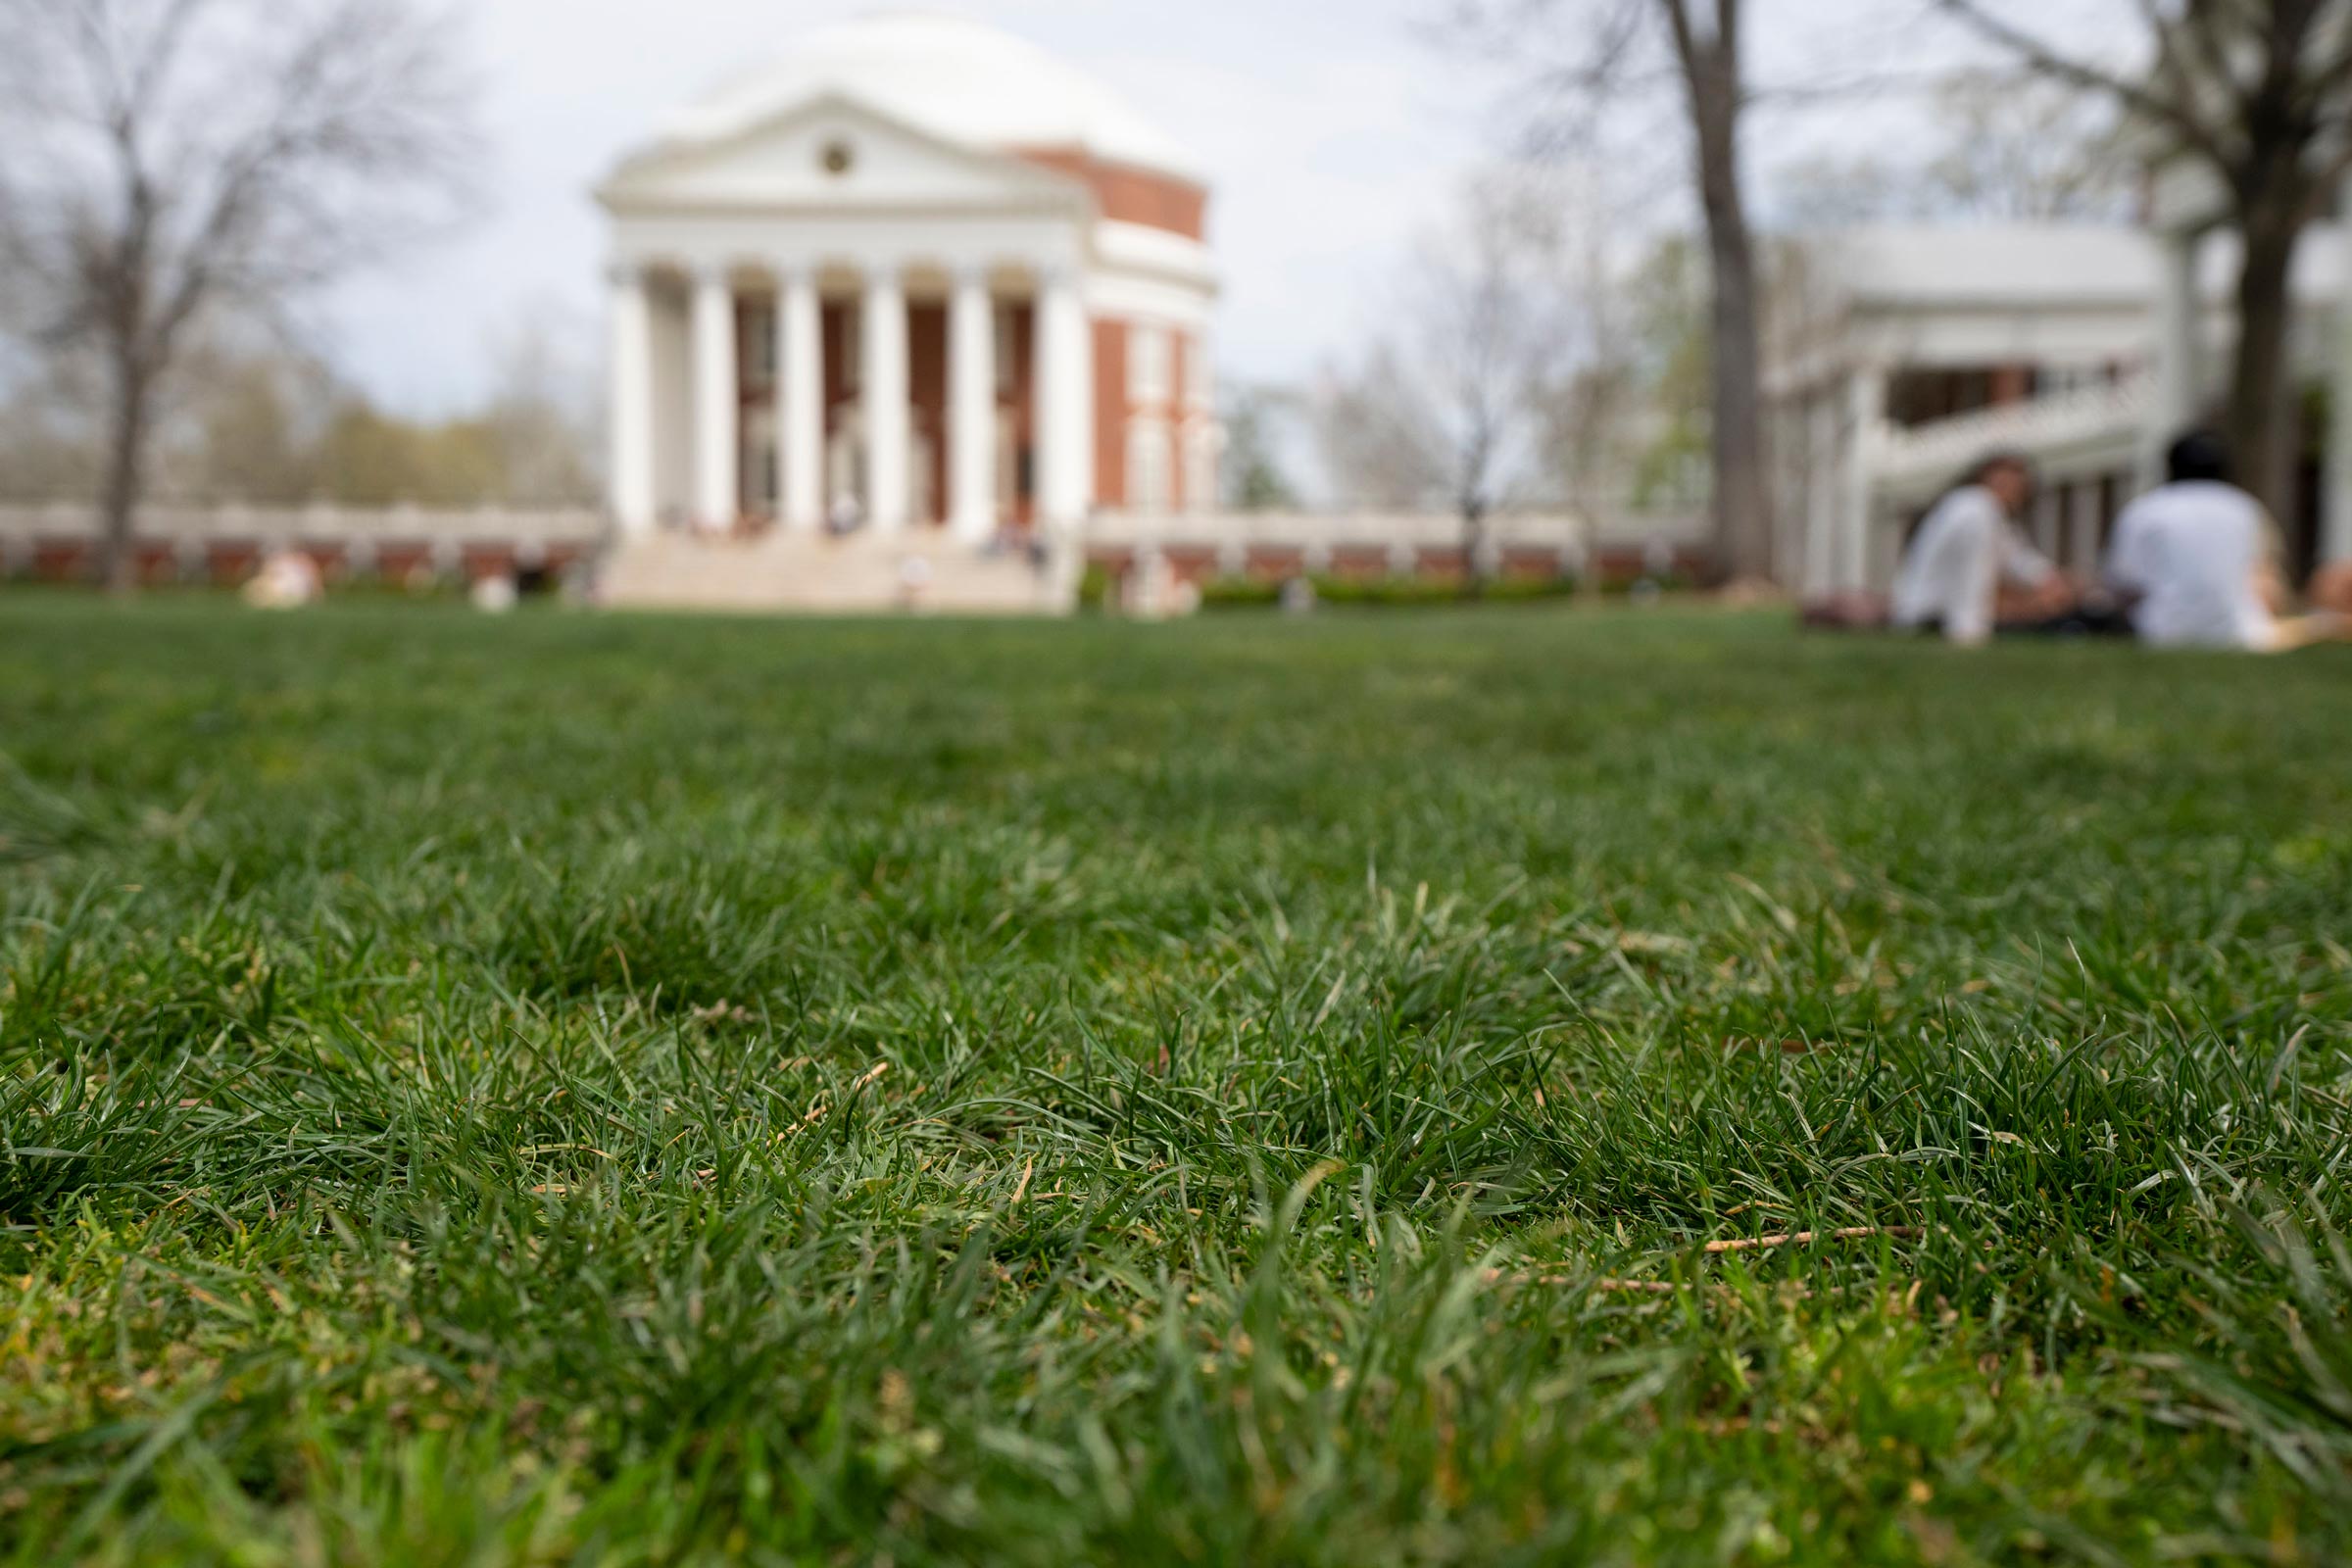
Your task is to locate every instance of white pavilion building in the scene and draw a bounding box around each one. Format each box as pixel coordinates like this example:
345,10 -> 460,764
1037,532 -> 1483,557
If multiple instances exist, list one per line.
595,13 -> 1220,608
1770,216 -> 2352,599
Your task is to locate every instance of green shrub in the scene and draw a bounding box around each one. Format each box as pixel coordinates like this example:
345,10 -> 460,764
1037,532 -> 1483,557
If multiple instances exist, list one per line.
1194,572 -> 1585,609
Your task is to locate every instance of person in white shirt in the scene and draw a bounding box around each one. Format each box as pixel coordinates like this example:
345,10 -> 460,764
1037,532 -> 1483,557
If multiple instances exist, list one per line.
2105,432 -> 2350,652
1890,453 -> 2070,645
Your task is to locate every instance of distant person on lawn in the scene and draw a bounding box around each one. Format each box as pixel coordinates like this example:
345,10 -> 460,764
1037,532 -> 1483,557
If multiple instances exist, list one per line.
1888,452 -> 2074,645
2105,431 -> 2352,652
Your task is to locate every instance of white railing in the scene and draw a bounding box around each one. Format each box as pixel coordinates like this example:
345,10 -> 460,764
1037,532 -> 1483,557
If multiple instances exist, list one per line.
1873,373 -> 2153,499
1,501 -> 1713,578
1087,506 -> 1707,566
0,501 -> 607,545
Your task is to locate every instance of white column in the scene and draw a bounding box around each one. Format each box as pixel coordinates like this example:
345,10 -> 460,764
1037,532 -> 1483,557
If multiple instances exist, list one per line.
1803,392 -> 1837,596
778,266 -> 823,533
1838,366 -> 1886,591
862,266 -> 910,534
949,266 -> 998,543
606,263 -> 656,536
2144,229 -> 2202,491
1183,330 -> 1213,514
2068,481 -> 2105,576
1036,267 -> 1094,530
2326,198 -> 2352,563
2032,481 -> 2065,562
691,267 -> 739,531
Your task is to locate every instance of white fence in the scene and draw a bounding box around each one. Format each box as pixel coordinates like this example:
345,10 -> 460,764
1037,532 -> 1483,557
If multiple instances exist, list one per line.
1087,507 -> 1711,575
0,501 -> 606,546
0,500 -> 1714,585
0,502 -> 609,579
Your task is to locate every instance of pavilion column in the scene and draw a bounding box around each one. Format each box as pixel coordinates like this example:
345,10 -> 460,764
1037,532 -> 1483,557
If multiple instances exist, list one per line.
2067,480 -> 2104,576
606,262 -> 655,536
2032,479 -> 2065,561
2326,190 -> 2352,564
778,266 -> 823,533
862,266 -> 911,534
949,266 -> 999,543
1036,266 -> 1093,530
2144,229 -> 2202,491
691,266 -> 739,531
1838,365 -> 1886,591
1803,391 -> 1837,596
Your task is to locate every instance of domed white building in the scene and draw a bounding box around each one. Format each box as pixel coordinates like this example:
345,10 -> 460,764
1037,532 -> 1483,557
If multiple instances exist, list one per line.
597,12 -> 1220,551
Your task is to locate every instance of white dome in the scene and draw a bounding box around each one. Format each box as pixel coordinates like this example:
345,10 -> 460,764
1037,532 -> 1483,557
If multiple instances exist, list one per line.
661,11 -> 1204,185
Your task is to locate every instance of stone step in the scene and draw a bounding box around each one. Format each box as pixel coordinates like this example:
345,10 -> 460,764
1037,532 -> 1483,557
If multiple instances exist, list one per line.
599,531 -> 1076,615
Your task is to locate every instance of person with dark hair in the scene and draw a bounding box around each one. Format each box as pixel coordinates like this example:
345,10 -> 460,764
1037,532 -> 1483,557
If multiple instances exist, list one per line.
1887,451 -> 2069,644
2106,431 -> 2350,651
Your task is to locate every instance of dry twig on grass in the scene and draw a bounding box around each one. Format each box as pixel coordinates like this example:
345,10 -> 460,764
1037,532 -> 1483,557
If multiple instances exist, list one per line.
1704,1226 -> 1921,1254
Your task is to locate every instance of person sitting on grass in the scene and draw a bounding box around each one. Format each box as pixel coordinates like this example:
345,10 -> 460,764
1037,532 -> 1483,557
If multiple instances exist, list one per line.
2106,431 -> 2352,652
2319,559 -> 2352,617
1888,451 -> 2075,645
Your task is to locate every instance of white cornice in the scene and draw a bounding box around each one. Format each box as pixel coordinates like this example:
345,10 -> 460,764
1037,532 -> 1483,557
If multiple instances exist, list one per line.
597,90 -> 1092,219
1092,220 -> 1218,293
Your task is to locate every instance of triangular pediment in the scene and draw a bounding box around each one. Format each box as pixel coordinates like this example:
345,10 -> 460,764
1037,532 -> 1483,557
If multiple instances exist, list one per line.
599,93 -> 1088,214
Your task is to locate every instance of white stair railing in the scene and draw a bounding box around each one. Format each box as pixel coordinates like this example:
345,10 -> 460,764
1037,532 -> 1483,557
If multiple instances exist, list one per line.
1874,371 -> 2155,498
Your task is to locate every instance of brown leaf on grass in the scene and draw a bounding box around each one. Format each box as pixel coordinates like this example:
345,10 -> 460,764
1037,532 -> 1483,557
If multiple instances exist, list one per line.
1616,931 -> 1691,956
1725,1038 -> 1825,1055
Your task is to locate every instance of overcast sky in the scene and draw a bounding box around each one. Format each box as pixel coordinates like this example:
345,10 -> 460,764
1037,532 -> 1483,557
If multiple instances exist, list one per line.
325,0 -> 1507,416
319,0 -> 2062,417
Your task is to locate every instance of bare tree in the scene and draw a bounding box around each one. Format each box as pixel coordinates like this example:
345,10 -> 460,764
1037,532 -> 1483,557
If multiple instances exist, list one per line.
483,308 -> 602,507
1935,0 -> 2352,516
1447,0 -> 1773,584
0,357 -> 104,500
178,340 -> 336,503
0,0 -> 476,591
1218,384 -> 1304,512
1773,68 -> 2135,226
1537,233 -> 1714,516
1314,175 -> 1580,585
1313,349 -> 1449,512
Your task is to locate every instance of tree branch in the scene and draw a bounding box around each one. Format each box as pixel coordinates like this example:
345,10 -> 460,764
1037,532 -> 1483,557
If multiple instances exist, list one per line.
1933,0 -> 2236,172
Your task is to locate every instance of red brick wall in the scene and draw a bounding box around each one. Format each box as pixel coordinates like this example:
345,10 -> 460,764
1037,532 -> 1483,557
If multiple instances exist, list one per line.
1087,319 -> 1199,514
909,303 -> 948,526
821,303 -> 855,455
734,299 -> 773,519
1014,148 -> 1207,240
1006,303 -> 1037,527
1094,318 -> 1128,510
5,538 -> 586,587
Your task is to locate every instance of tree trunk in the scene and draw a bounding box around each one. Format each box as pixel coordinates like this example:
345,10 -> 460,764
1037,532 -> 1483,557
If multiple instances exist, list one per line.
97,345 -> 152,595
1699,159 -> 1771,582
2226,196 -> 2302,521
1677,11 -> 1773,584
1462,498 -> 1490,598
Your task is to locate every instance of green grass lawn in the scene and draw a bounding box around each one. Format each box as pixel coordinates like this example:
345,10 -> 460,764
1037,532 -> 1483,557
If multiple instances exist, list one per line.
4,597 -> 2351,1565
